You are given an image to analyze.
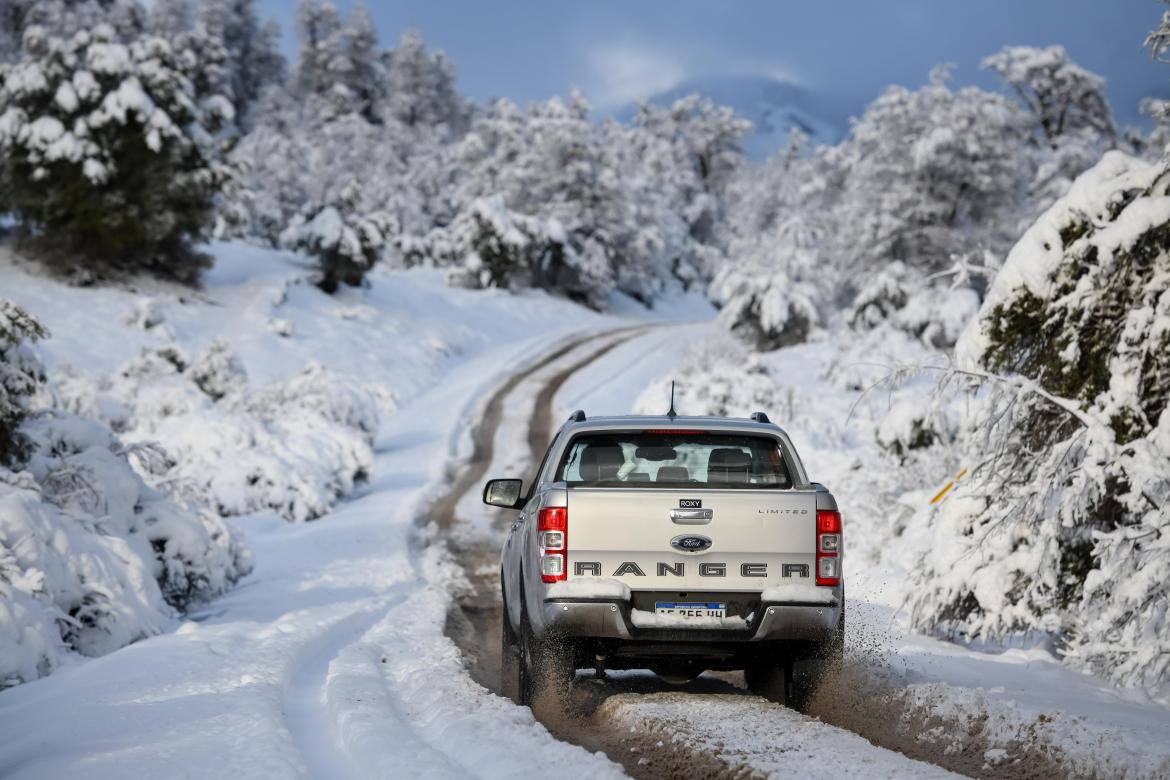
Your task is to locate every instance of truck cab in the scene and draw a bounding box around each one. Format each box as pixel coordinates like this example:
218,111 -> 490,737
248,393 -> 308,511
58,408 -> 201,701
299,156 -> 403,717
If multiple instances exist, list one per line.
485,411 -> 845,707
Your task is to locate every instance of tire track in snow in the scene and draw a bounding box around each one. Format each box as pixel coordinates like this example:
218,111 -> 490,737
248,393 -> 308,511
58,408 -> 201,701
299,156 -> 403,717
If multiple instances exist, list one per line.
283,601 -> 394,780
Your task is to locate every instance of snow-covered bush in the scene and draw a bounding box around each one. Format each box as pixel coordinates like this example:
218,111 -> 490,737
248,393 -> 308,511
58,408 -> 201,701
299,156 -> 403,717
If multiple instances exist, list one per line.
61,341 -> 379,522
0,22 -> 233,280
1,412 -> 250,688
2,307 -> 249,688
0,299 -> 46,465
849,264 -> 982,349
710,257 -> 818,351
874,397 -> 957,462
280,187 -> 388,293
908,151 -> 1170,691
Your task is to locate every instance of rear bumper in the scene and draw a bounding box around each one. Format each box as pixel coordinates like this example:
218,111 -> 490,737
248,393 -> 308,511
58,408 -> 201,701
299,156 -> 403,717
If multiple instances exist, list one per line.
541,598 -> 840,643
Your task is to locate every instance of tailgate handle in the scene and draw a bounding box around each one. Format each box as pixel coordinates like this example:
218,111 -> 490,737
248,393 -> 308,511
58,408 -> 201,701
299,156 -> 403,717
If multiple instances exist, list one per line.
670,508 -> 713,524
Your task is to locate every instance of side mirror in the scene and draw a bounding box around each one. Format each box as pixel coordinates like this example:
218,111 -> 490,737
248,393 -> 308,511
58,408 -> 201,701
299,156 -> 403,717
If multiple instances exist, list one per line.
483,478 -> 524,509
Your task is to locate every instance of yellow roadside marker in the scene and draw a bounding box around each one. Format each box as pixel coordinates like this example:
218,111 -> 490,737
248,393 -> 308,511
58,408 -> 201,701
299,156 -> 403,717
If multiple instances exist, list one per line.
930,468 -> 968,505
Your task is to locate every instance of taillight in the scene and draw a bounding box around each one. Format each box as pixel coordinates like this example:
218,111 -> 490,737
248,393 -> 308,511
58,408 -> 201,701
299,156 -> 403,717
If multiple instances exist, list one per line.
816,509 -> 841,586
538,506 -> 567,583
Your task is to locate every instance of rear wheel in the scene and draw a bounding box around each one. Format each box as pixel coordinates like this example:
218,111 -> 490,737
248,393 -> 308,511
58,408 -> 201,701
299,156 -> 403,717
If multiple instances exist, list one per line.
518,597 -> 574,707
745,656 -> 797,707
750,604 -> 846,710
499,573 -> 525,704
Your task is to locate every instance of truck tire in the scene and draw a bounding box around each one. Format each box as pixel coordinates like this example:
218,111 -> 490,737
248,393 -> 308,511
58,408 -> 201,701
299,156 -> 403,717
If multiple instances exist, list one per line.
745,656 -> 796,707
518,594 -> 573,707
499,572 -> 525,705
750,603 -> 845,710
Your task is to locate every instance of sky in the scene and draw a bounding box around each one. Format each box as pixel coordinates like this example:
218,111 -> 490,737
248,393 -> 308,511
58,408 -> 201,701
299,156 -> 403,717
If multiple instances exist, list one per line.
256,0 -> 1169,128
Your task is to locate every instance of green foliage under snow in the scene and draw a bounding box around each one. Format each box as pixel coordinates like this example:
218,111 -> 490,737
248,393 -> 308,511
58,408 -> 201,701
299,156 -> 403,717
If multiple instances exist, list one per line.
0,22 -> 232,280
909,151 -> 1170,691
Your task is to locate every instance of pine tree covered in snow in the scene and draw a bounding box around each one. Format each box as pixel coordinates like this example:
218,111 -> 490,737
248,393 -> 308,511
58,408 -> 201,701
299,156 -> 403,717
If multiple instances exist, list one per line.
0,22 -> 233,280
291,0 -> 387,121
0,299 -> 45,466
193,0 -> 285,130
908,151 -> 1170,691
383,29 -> 467,133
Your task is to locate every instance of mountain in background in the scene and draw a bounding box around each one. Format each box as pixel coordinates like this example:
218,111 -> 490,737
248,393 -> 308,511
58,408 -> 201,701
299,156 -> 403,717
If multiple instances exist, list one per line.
617,73 -> 846,159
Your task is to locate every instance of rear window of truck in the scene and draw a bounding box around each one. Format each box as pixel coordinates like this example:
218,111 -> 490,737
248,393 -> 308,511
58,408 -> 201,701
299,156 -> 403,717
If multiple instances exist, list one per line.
555,431 -> 793,489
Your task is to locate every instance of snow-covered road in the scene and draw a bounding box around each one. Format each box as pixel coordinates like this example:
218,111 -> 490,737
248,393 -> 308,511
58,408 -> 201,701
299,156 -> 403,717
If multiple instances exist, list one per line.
3,244 -> 1170,779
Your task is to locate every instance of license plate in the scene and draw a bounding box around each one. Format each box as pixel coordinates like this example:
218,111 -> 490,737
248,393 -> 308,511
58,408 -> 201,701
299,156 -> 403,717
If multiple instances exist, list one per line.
654,602 -> 726,619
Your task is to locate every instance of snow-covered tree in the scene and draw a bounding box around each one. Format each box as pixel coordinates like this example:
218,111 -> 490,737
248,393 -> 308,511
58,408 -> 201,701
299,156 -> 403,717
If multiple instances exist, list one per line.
194,0 -> 285,129
909,151 -> 1170,691
983,45 -> 1115,147
0,23 -> 234,280
291,0 -> 394,123
0,299 -> 45,466
338,3 -> 384,122
0,0 -> 34,61
18,0 -> 146,45
280,182 -> 388,292
708,130 -> 840,349
712,68 -> 1028,351
1147,1 -> 1170,64
148,0 -> 193,39
292,0 -> 341,99
383,29 -> 467,133
834,67 -> 1028,283
634,94 -> 750,253
226,97 -> 430,246
424,93 -> 641,308
710,206 -> 824,350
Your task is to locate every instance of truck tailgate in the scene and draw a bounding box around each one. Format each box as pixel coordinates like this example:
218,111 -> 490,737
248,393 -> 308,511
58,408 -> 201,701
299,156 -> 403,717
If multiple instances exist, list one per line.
566,488 -> 819,591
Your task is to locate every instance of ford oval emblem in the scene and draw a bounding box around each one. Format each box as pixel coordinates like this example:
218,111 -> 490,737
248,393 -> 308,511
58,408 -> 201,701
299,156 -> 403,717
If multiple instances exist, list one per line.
670,534 -> 712,553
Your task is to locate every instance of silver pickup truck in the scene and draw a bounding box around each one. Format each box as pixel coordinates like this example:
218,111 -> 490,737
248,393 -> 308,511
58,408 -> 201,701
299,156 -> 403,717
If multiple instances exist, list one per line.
483,410 -> 844,708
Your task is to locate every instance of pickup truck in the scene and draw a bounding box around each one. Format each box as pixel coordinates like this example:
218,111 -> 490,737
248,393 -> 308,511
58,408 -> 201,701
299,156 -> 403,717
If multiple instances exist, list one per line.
483,411 -> 844,708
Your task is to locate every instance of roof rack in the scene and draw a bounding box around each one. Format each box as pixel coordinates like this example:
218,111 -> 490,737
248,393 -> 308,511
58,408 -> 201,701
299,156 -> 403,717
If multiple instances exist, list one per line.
568,409 -> 586,423
750,411 -> 771,424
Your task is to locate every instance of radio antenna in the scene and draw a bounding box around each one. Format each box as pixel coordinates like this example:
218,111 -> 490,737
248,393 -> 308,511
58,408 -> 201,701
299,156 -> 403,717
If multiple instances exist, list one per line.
667,381 -> 677,419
